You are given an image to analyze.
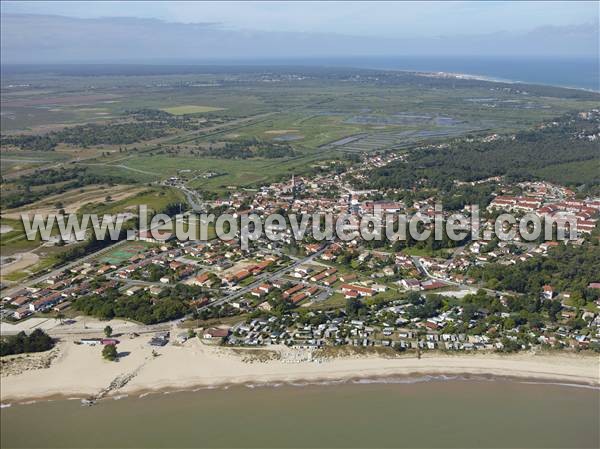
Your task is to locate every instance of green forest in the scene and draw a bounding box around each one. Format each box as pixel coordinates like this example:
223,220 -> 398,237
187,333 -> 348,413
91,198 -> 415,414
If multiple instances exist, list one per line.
358,114 -> 600,191
72,284 -> 204,324
469,243 -> 600,303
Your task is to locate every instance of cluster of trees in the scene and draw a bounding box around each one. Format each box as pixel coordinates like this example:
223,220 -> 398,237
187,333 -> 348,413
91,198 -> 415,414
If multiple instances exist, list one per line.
201,138 -> 296,159
406,293 -> 443,319
357,114 -> 600,191
345,297 -> 366,319
470,243 -> 600,303
2,167 -> 123,209
132,264 -> 174,282
2,122 -> 170,151
72,284 -> 202,324
0,329 -> 54,356
128,109 -> 206,130
58,123 -> 170,147
1,134 -> 57,151
439,184 -> 495,210
1,107 -> 216,152
195,303 -> 239,321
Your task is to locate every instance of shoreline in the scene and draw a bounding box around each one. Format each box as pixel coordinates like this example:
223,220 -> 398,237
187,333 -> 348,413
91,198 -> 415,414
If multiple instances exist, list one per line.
2,371 -> 598,408
411,69 -> 600,93
1,338 -> 598,404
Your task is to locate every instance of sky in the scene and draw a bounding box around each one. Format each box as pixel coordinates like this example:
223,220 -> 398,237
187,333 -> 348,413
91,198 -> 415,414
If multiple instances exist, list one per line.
1,1 -> 598,63
2,1 -> 597,38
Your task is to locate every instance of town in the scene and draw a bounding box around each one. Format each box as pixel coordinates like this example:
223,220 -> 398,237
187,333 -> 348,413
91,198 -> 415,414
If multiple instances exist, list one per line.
2,112 -> 599,357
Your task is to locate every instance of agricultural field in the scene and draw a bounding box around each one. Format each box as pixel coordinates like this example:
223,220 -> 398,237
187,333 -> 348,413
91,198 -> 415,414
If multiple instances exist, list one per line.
161,105 -> 225,115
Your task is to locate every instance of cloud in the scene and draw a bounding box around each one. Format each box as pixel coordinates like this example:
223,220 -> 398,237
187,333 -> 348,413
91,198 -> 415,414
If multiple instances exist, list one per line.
2,1 -> 597,38
1,13 -> 598,63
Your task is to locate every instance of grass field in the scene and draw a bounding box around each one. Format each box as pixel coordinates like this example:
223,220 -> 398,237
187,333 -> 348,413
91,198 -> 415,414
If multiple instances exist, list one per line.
227,113 -> 366,149
161,105 -> 226,115
86,152 -> 336,193
79,187 -> 186,215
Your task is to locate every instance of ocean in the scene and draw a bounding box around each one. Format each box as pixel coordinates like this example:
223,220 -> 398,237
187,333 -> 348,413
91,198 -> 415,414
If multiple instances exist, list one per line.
1,378 -> 598,448
324,56 -> 600,91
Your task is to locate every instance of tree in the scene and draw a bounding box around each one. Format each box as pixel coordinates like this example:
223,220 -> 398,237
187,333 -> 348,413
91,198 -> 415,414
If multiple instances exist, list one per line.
104,325 -> 113,338
0,329 -> 54,356
102,344 -> 118,361
345,297 -> 364,318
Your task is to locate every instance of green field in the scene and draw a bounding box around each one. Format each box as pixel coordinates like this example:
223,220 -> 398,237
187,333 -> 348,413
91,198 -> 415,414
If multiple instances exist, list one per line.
78,187 -> 186,215
161,105 -> 226,115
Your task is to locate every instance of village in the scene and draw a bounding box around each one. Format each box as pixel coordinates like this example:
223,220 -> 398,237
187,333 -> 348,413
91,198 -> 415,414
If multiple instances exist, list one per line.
2,136 -> 599,356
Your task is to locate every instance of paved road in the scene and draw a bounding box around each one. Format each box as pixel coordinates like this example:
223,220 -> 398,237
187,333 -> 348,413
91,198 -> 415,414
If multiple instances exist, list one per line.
199,244 -> 331,310
0,209 -> 187,297
1,239 -> 130,298
411,256 -> 513,297
80,163 -> 161,177
173,184 -> 206,212
1,320 -> 174,338
1,245 -> 331,337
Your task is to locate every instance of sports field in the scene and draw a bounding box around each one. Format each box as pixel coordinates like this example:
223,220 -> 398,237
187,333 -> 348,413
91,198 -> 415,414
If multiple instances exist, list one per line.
99,242 -> 154,265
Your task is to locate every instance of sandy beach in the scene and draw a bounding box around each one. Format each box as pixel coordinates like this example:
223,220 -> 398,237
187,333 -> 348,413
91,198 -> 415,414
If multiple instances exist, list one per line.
1,335 -> 598,403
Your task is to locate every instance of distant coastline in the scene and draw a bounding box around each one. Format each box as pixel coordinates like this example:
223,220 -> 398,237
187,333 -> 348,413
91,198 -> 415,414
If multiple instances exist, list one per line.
2,56 -> 598,91
323,56 -> 600,92
408,69 -> 600,93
